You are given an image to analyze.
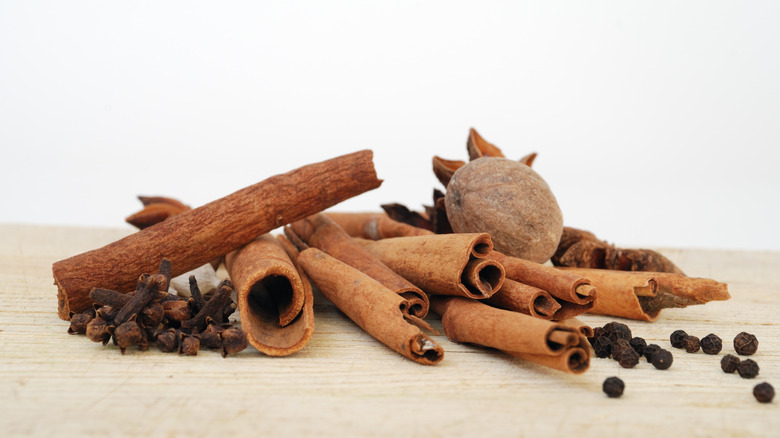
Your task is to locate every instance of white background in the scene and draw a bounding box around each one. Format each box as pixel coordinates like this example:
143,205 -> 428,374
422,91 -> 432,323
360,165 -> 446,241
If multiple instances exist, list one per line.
1,1 -> 778,251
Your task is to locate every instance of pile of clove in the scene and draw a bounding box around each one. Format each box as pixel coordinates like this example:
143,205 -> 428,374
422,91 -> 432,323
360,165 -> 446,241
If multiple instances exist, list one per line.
67,258 -> 247,357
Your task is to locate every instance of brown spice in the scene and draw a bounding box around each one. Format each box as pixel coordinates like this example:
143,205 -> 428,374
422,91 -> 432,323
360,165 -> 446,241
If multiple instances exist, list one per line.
682,336 -> 701,353
737,359 -> 760,379
753,382 -> 775,403
721,354 -> 740,373
734,332 -> 759,356
700,333 -> 722,355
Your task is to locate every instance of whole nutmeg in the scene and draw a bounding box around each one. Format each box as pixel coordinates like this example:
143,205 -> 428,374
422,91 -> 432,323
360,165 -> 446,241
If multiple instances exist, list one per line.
444,157 -> 563,263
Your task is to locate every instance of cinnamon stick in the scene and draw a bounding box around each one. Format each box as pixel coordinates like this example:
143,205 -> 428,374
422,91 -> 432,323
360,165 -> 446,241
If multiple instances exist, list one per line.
483,279 -> 560,320
297,248 -> 444,365
430,296 -> 590,374
324,212 -> 432,240
53,150 -> 382,319
224,234 -> 314,356
355,233 -> 505,299
289,214 -> 429,318
486,251 -> 596,320
560,268 -> 730,321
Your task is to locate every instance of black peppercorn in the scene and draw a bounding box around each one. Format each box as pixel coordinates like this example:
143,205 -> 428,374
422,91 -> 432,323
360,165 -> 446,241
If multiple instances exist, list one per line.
643,344 -> 661,363
670,330 -> 688,348
700,333 -> 722,355
604,322 -> 632,343
651,349 -> 673,370
721,354 -> 740,373
734,332 -> 759,356
588,327 -> 607,347
616,347 -> 640,368
629,337 -> 647,356
753,382 -> 774,403
592,336 -> 613,358
682,336 -> 700,353
737,359 -> 760,379
602,377 -> 624,398
611,339 -> 632,361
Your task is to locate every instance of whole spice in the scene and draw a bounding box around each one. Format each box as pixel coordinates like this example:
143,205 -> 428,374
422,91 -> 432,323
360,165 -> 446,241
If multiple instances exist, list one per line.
651,349 -> 674,370
68,311 -> 94,335
444,156 -> 563,263
643,344 -> 661,363
156,328 -> 179,353
700,333 -> 722,355
603,322 -> 632,343
753,382 -> 775,403
113,320 -> 149,354
734,332 -> 759,356
682,336 -> 701,353
616,347 -> 640,369
53,150 -> 382,319
552,227 -> 685,275
592,336 -> 613,359
603,377 -> 625,398
629,337 -> 647,356
670,330 -> 688,349
737,359 -> 760,379
178,332 -> 200,356
721,354 -> 741,373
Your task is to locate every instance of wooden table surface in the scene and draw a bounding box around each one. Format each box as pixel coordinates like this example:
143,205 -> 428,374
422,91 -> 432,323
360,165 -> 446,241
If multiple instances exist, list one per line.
1,224 -> 778,437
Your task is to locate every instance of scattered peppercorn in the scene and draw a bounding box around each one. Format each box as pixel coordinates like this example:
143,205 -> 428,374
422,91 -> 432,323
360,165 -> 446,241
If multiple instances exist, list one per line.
604,322 -> 632,343
592,336 -> 613,358
670,330 -> 688,348
603,377 -> 624,398
616,347 -> 640,368
611,339 -> 632,361
682,336 -> 701,353
643,344 -> 661,363
721,354 -> 740,373
734,332 -> 759,356
737,359 -> 760,379
629,337 -> 647,356
588,326 -> 607,347
700,333 -> 722,355
651,349 -> 673,370
753,382 -> 775,403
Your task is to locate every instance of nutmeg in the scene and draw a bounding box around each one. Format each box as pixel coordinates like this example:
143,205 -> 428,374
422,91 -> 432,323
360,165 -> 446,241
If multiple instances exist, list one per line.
444,157 -> 563,263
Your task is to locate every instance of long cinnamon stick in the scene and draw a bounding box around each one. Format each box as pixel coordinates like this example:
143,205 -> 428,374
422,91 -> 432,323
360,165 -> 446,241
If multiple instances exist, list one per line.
289,214 -> 429,318
53,150 -> 382,319
297,248 -> 444,365
224,234 -> 314,356
355,233 -> 505,299
324,212 -> 432,240
430,296 -> 590,374
560,268 -> 730,321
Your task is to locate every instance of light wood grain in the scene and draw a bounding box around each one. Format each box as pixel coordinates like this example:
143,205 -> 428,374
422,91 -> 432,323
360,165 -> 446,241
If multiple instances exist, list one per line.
0,224 -> 778,437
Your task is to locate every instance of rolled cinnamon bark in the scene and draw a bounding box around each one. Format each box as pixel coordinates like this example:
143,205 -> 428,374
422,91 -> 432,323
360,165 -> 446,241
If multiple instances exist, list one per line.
355,233 -> 505,299
560,268 -> 730,321
324,212 -> 432,240
483,279 -> 561,320
297,248 -> 443,365
430,296 -> 590,374
53,150 -> 381,319
289,214 -> 429,318
224,234 -> 314,356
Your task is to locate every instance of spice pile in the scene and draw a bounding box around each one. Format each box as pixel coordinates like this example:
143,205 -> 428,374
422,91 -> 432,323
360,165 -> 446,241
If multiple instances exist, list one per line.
51,137 -> 773,404
67,258 -> 247,357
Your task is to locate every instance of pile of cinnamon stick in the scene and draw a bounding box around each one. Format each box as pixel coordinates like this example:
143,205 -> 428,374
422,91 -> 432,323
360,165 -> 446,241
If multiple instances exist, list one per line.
53,146 -> 729,374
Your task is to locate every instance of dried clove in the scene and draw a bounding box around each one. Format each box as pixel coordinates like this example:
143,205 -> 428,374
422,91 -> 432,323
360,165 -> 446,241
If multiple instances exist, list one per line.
219,327 -> 248,357
734,332 -> 759,356
114,319 -> 149,354
180,282 -> 233,334
163,299 -> 192,322
156,328 -> 179,353
603,377 -> 624,398
178,332 -> 200,356
85,316 -> 114,345
68,311 -> 94,335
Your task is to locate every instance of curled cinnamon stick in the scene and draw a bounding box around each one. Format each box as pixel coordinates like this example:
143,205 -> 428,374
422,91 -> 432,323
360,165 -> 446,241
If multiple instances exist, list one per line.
289,214 -> 429,318
297,248 -> 443,365
560,268 -> 730,321
431,296 -> 590,374
483,279 -> 561,320
224,234 -> 314,356
355,233 -> 505,299
53,150 -> 382,319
